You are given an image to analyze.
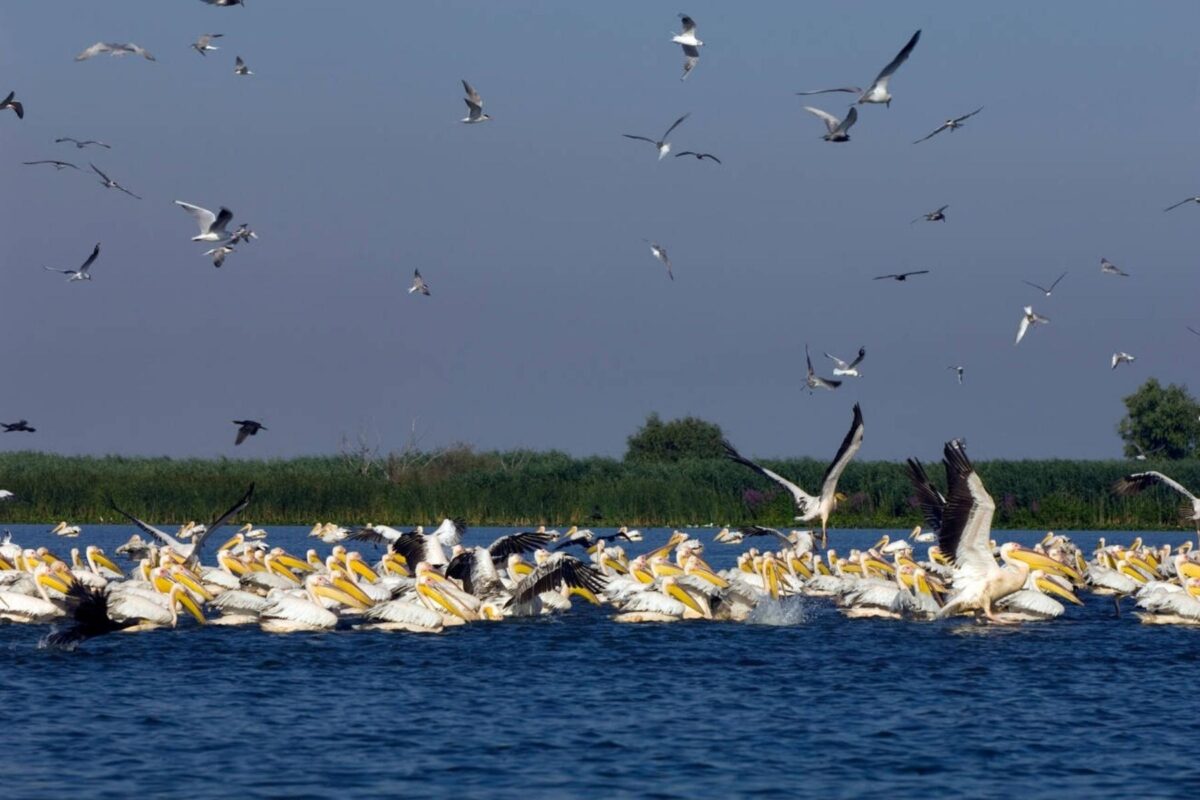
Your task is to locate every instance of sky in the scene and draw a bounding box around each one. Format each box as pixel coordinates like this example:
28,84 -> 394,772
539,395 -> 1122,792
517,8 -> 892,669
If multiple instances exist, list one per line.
0,2 -> 1198,463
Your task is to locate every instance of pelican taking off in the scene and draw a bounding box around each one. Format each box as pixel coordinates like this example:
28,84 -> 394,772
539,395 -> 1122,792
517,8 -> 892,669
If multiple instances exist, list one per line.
796,30 -> 921,107
623,113 -> 689,160
107,483 -> 255,563
671,14 -> 702,81
1015,306 -> 1049,345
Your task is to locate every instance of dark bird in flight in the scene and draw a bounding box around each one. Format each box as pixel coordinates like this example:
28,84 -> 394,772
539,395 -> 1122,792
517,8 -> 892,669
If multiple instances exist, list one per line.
201,0 -> 245,6
1022,271 -> 1068,297
2,420 -> 36,433
1164,196 -> 1200,212
24,160 -> 79,171
911,205 -> 948,224
874,270 -> 930,282
1,91 -> 23,119
56,137 -> 109,149
233,419 -> 266,445
912,107 -> 984,144
45,582 -> 137,647
674,151 -> 721,164
623,113 -> 690,160
90,163 -> 141,199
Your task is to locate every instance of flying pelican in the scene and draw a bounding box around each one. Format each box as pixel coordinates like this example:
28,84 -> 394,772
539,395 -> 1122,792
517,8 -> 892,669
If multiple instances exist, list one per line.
911,205 -> 948,224
905,458 -> 947,535
644,240 -> 673,280
1100,258 -> 1129,277
912,107 -> 983,143
948,366 -> 964,384
671,14 -> 702,80
623,113 -> 689,160
192,33 -> 223,56
233,419 -> 266,445
1164,196 -> 1200,212
674,151 -> 721,164
90,164 -> 140,198
1015,306 -> 1049,345
803,106 -> 857,142
1111,352 -> 1135,370
234,56 -> 253,76
43,243 -> 100,282
1114,472 -> 1200,533
796,30 -> 921,107
204,245 -> 235,267
460,80 -> 491,124
24,160 -> 79,170
56,137 -> 109,149
1023,271 -> 1067,297
0,91 -> 24,119
825,347 -> 866,377
2,420 -> 35,432
409,269 -> 431,295
75,42 -> 155,61
804,344 -> 840,391
175,201 -> 234,241
107,483 -> 254,563
874,270 -> 928,282
723,403 -> 864,545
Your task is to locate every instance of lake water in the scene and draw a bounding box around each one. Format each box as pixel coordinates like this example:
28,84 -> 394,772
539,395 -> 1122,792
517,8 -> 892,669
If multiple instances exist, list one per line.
2,525 -> 1198,799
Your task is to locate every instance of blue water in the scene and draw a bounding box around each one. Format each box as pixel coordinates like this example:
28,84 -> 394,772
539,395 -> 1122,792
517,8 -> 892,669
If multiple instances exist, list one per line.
3,525 -> 1199,799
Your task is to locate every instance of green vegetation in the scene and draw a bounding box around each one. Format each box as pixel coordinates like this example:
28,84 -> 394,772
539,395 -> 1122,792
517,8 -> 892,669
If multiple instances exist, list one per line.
1118,378 -> 1200,459
625,413 -> 727,462
0,449 -> 1197,532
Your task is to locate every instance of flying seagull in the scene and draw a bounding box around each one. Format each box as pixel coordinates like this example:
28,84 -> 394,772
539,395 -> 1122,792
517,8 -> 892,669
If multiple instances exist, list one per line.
1,420 -> 35,433
1015,306 -> 1049,345
0,91 -> 23,119
1111,352 -> 1135,370
43,243 -> 100,282
1100,258 -> 1129,277
234,56 -> 252,76
75,42 -> 156,61
90,163 -> 140,199
1130,442 -> 1162,462
228,223 -> 257,244
1164,196 -> 1200,212
803,106 -> 857,142
948,366 -> 965,385
1022,271 -> 1067,297
460,80 -> 491,124
204,245 -> 235,268
201,0 -> 245,6
825,347 -> 866,377
23,160 -> 79,171
644,240 -> 673,281
671,14 -> 703,81
674,151 -> 721,164
911,205 -> 948,224
56,137 -> 109,149
623,113 -> 689,159
1113,471 -> 1200,533
796,30 -> 921,107
175,201 -> 233,241
233,419 -> 266,445
192,33 -> 223,56
912,107 -> 983,144
805,344 -> 840,391
409,269 -> 431,295
723,403 -> 865,546
874,270 -> 929,282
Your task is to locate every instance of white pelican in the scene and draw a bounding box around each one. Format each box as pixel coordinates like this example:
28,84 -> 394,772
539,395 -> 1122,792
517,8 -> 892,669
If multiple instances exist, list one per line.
1100,258 -> 1130,277
1111,352 -> 1135,370
43,243 -> 100,282
176,201 -> 234,242
51,521 -> 82,538
0,566 -> 71,623
723,403 -> 864,544
259,575 -> 356,632
505,553 -> 607,617
1135,579 -> 1200,625
1114,471 -> 1200,533
825,347 -> 866,377
107,483 -> 254,563
623,113 -> 689,160
796,30 -> 920,107
359,599 -> 445,633
912,107 -> 983,144
671,14 -> 702,80
803,106 -> 857,142
445,530 -> 556,598
460,80 -> 491,124
1015,306 -> 1049,345
995,571 -> 1083,620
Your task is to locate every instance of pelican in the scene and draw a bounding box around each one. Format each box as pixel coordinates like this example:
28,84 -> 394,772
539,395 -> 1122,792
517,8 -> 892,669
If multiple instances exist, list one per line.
803,106 -> 857,142
1022,271 -> 1067,297
671,14 -> 702,80
43,243 -> 100,282
804,344 -> 841,391
796,30 -> 921,107
723,403 -> 864,545
107,483 -> 254,563
1164,196 -> 1200,212
446,530 -> 556,597
90,163 -> 141,198
359,598 -> 445,633
175,201 -> 234,241
644,241 -> 673,281
259,575 -> 353,632
460,80 -> 491,123
623,113 -> 689,160
912,107 -> 983,144
409,269 -> 430,295
825,347 -> 866,377
192,33 -> 223,56
75,42 -> 156,61
234,56 -> 253,76
1100,258 -> 1129,277
505,553 -> 607,616
51,522 -> 82,538
995,570 -> 1083,620
911,205 -> 948,224
0,91 -> 23,119
1114,472 -> 1200,533
1015,306 -> 1049,345
47,582 -> 202,646
1111,352 -> 1135,370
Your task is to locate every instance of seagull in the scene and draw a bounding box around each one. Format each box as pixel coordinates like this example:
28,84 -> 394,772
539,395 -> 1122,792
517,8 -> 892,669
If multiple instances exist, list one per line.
204,245 -> 235,268
1015,306 -> 1049,345
796,30 -> 921,107
948,366 -> 965,385
1022,271 -> 1068,297
90,164 -> 141,199
1,420 -> 35,433
911,205 -> 948,224
460,80 -> 491,124
912,107 -> 983,144
201,0 -> 246,6
623,113 -> 689,159
805,344 -> 841,391
43,243 -> 100,282
825,347 -> 866,377
56,137 -> 109,149
409,269 -> 431,296
1111,352 -> 1135,370
674,151 -> 721,164
234,56 -> 253,76
671,14 -> 703,81
644,240 -> 673,281
192,33 -> 223,56
228,223 -> 257,244
175,201 -> 234,241
1164,196 -> 1200,212
233,420 -> 266,445
874,270 -> 929,282
0,91 -> 23,119
1113,472 -> 1200,533
1130,442 -> 1162,461
803,106 -> 857,142
75,42 -> 156,61
23,160 -> 79,171
1100,258 -> 1129,277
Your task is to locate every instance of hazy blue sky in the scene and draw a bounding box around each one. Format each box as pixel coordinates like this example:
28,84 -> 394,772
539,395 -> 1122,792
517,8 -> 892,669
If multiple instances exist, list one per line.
1,2 -> 1198,462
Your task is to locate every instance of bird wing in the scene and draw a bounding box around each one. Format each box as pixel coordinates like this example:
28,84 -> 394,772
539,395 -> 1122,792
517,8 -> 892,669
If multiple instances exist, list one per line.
873,274 -> 899,281
212,207 -> 234,233
722,440 -> 816,509
935,205 -> 949,214
1114,472 -> 1198,503
905,458 -> 946,532
43,266 -> 76,274
795,87 -> 862,96
701,153 -> 722,164
235,56 -> 245,67
346,525 -> 402,545
235,426 -> 250,445
679,15 -> 697,35
954,106 -> 984,123
1021,280 -> 1049,294
1187,326 -> 1200,338
622,134 -> 657,144
1015,314 -> 1030,345
903,270 -> 930,277
681,50 -> 699,80
75,42 -> 111,60
90,163 -> 111,182
805,343 -> 816,376
939,440 -> 997,585
129,44 -> 155,61
1048,271 -> 1067,291
108,496 -> 184,551
737,526 -> 793,548
847,346 -> 867,369
661,113 -> 690,140
487,530 -> 556,561
913,124 -> 948,144
79,244 -> 100,273
116,184 -> 142,200
818,403 -> 865,502
190,483 -> 255,555
870,29 -> 920,88
824,352 -> 850,370
431,518 -> 466,548
834,106 -> 858,135
175,201 -> 217,233
1164,197 -> 1195,212
803,106 -> 840,134
507,554 -> 607,607
461,80 -> 482,106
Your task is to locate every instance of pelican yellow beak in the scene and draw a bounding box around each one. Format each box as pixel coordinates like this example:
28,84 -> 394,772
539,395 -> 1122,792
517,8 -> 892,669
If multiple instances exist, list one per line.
1007,547 -> 1082,583
37,572 -> 72,594
510,561 -> 533,577
92,551 -> 125,577
568,586 -> 601,605
1125,554 -> 1160,580
152,573 -> 177,595
171,570 -> 215,602
348,559 -> 380,584
665,581 -> 706,616
930,547 -> 950,566
381,553 -> 410,577
314,582 -> 370,611
330,575 -> 373,608
1178,561 -> 1200,581
416,583 -> 470,620
865,557 -> 895,576
277,553 -> 314,573
650,560 -> 684,578
218,534 -> 242,552
175,591 -> 206,624
1035,575 -> 1083,606
480,604 -> 504,621
266,558 -> 302,585
602,557 -> 628,574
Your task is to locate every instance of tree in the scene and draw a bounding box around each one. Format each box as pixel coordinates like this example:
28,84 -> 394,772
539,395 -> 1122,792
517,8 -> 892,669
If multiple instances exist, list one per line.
625,413 -> 727,462
1117,378 -> 1200,459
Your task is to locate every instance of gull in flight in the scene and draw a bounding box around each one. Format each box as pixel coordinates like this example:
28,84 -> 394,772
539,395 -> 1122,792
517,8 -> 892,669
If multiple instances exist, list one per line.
234,56 -> 253,76
233,420 -> 266,445
90,163 -> 141,198
228,223 -> 257,244
44,243 -> 100,282
911,204 -> 948,224
56,137 -> 109,149
204,245 -> 235,268
175,201 -> 233,241
671,14 -> 703,81
460,80 -> 491,124
644,240 -> 673,281
1129,442 -> 1162,461
1015,306 -> 1049,345
2,420 -> 35,432
874,270 -> 929,282
805,344 -> 840,391
1022,271 -> 1068,297
796,30 -> 921,107
674,150 -> 721,164
192,33 -> 223,56
409,269 -> 431,295
1113,471 -> 1200,533
1,91 -> 23,119
24,160 -> 79,171
623,113 -> 689,159
803,106 -> 857,142
948,366 -> 965,384
1111,352 -> 1135,370
912,107 -> 983,144
75,42 -> 156,61
1164,196 -> 1200,212
201,0 -> 245,5
825,347 -> 866,377
1100,258 -> 1129,277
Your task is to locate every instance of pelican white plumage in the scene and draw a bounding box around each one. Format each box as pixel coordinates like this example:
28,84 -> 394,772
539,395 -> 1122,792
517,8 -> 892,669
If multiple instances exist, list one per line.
175,201 -> 234,241
1111,352 -> 1135,370
1015,306 -> 1049,345
259,575 -> 346,632
51,522 -> 82,538
825,347 -> 866,377
796,30 -> 921,107
803,106 -> 857,142
460,80 -> 491,124
995,570 -> 1083,620
43,243 -> 100,282
623,113 -> 689,160
671,14 -> 702,80
107,483 -> 254,563
1114,471 -> 1200,533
